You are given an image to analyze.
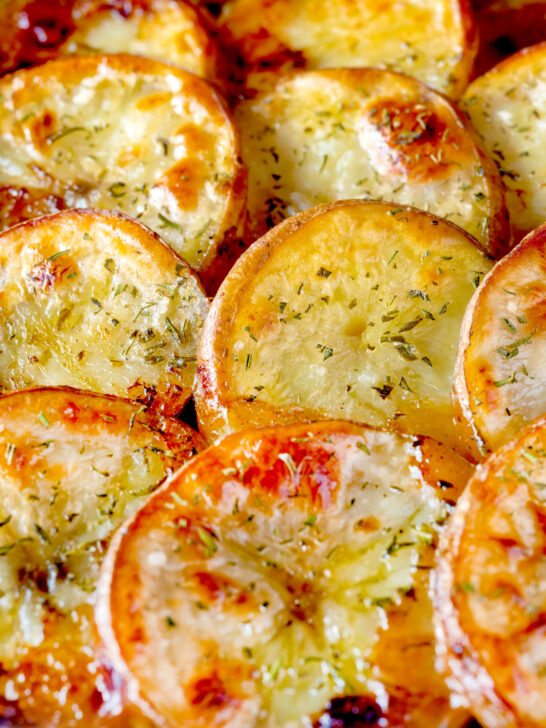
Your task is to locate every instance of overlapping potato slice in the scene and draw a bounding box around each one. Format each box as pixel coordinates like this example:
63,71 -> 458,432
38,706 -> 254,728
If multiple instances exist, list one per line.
0,387 -> 204,727
0,0 -> 222,81
0,53 -> 246,286
195,200 -> 493,456
217,0 -> 477,98
463,43 -> 546,243
0,209 -> 208,415
97,421 -> 474,728
454,222 -> 546,454
434,415 -> 546,728
236,68 -> 509,254
474,0 -> 546,75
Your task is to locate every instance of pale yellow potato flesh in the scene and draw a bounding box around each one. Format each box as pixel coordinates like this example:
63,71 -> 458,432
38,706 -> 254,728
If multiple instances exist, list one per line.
218,0 -> 477,98
0,0 -> 222,81
0,54 -> 246,286
463,42 -> 546,243
435,414 -> 546,728
0,387 -> 203,727
0,209 -> 209,415
97,421 -> 474,728
195,200 -> 493,458
236,68 -> 510,255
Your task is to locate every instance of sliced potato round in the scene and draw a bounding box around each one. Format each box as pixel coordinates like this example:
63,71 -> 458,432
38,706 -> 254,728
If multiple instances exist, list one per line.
463,42 -> 546,243
474,0 -> 546,76
454,221 -> 546,454
195,200 -> 493,457
0,53 -> 246,285
434,415 -> 546,728
0,0 -> 222,81
97,420 -> 474,728
217,0 -> 477,98
236,68 -> 509,255
0,386 -> 203,727
0,209 -> 208,415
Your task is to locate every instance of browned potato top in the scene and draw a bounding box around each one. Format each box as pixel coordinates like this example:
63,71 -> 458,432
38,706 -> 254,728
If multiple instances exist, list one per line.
435,414 -> 546,728
0,387 -> 203,727
196,200 -> 493,458
0,209 -> 209,415
0,53 -> 246,286
0,0 -> 222,81
97,421 -> 474,728
217,0 -> 477,98
236,67 -> 510,255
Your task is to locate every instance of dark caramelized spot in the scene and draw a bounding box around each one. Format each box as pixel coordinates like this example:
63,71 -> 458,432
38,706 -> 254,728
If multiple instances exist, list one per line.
362,100 -> 460,182
314,695 -> 384,727
190,673 -> 234,710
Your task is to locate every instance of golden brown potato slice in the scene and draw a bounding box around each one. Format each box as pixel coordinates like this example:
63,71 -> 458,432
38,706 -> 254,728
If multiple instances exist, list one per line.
0,54 -> 246,288
97,420 -> 474,728
454,222 -> 546,454
0,386 -> 203,728
463,43 -> 546,243
0,209 -> 208,416
217,0 -> 477,98
236,68 -> 509,255
474,0 -> 546,76
195,200 -> 493,457
434,414 -> 546,728
0,0 -> 222,81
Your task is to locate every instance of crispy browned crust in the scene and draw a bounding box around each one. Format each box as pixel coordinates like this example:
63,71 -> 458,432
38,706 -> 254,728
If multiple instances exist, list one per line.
217,0 -> 477,98
195,199 -> 492,460
97,420 -> 474,728
0,386 -> 203,727
0,208 -> 209,415
236,66 -> 510,254
0,54 -> 247,287
434,414 -> 546,728
0,0 -> 223,81
453,221 -> 546,454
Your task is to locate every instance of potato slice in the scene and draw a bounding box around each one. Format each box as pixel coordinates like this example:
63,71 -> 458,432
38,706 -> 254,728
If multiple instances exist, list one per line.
0,0 -> 222,81
462,43 -> 546,243
217,0 -> 477,98
97,421 -> 474,728
195,200 -> 493,457
236,68 -> 509,255
0,53 -> 246,287
434,415 -> 546,728
0,386 -> 203,727
474,0 -> 546,76
0,209 -> 208,415
454,222 -> 546,454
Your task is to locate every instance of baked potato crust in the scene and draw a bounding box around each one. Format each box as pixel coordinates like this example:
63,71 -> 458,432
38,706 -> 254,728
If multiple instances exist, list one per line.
97,420 -> 474,728
195,199 -> 492,458
0,53 -> 246,287
0,208 -> 209,415
236,67 -> 510,254
463,42 -> 546,244
453,221 -> 546,454
434,414 -> 546,728
217,0 -> 477,98
0,0 -> 223,81
0,386 -> 203,727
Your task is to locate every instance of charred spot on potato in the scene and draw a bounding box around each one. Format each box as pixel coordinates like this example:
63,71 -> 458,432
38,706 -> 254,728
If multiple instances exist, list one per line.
314,695 -> 384,727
